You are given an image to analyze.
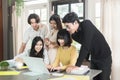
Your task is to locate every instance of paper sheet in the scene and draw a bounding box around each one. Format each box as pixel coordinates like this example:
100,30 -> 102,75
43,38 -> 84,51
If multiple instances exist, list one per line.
0,71 -> 20,75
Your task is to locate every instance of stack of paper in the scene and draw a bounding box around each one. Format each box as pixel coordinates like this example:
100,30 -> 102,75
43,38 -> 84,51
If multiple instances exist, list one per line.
70,65 -> 90,75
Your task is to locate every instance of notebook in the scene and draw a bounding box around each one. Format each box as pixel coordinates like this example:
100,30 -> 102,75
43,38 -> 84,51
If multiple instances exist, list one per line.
22,56 -> 50,75
70,65 -> 90,75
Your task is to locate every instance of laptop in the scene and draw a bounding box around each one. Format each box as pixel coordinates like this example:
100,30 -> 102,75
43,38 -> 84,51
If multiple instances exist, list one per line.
22,56 -> 50,75
22,56 -> 64,77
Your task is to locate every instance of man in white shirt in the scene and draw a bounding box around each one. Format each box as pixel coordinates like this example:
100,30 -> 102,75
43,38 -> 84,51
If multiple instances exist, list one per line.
19,13 -> 49,54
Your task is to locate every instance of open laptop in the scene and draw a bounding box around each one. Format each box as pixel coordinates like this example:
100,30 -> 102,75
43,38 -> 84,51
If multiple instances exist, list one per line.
22,56 -> 50,75
22,56 -> 64,77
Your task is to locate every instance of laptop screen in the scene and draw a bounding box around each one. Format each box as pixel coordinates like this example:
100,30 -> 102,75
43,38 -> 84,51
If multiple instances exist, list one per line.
22,56 -> 49,74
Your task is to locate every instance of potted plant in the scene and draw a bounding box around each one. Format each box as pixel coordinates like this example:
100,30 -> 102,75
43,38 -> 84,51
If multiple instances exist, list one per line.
0,61 -> 9,71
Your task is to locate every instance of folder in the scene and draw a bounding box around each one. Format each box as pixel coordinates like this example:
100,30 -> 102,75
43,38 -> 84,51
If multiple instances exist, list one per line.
0,71 -> 20,75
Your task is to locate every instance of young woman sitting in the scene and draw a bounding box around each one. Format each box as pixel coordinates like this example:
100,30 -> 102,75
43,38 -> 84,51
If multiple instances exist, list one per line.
48,29 -> 78,71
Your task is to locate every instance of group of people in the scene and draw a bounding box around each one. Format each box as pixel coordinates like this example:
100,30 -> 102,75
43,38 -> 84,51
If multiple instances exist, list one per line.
13,12 -> 112,80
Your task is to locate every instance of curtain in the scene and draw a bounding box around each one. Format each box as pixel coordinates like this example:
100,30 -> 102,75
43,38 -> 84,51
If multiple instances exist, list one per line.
12,4 -> 24,56
12,5 -> 18,56
101,0 -> 120,80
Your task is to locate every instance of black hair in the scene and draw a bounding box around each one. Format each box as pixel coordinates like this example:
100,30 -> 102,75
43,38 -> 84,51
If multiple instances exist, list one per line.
28,13 -> 40,24
49,14 -> 62,30
57,29 -> 72,47
29,36 -> 44,58
62,12 -> 80,23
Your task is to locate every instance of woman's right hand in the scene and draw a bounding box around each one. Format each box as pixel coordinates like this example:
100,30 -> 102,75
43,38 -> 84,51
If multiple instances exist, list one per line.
47,65 -> 57,72
47,64 -> 52,69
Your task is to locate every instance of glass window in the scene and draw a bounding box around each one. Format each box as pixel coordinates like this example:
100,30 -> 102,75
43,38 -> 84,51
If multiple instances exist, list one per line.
57,4 -> 69,18
53,2 -> 84,20
41,8 -> 47,21
71,3 -> 84,17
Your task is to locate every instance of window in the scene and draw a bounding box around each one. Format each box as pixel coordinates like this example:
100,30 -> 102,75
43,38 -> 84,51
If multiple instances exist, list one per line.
52,0 -> 85,21
27,8 -> 47,25
71,3 -> 84,17
57,4 -> 69,18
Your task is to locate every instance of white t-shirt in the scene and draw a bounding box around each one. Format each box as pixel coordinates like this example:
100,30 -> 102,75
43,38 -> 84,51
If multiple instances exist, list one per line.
15,49 -> 49,65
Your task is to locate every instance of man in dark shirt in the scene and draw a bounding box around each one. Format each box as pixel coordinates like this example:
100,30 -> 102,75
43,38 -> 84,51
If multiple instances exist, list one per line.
62,12 -> 112,80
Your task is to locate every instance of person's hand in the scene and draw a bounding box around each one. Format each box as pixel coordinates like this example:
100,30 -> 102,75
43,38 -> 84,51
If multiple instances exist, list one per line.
44,38 -> 49,42
47,65 -> 61,72
44,38 -> 50,45
66,66 -> 79,73
47,65 -> 52,69
54,66 -> 61,71
15,57 -> 24,63
48,43 -> 54,48
47,65 -> 55,72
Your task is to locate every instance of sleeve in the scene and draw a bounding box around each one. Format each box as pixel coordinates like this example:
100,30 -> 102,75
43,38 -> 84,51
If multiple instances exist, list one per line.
44,25 -> 50,38
52,49 -> 60,67
14,49 -> 30,60
22,29 -> 30,44
43,49 -> 49,65
45,28 -> 51,39
75,20 -> 94,67
75,45 -> 89,66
